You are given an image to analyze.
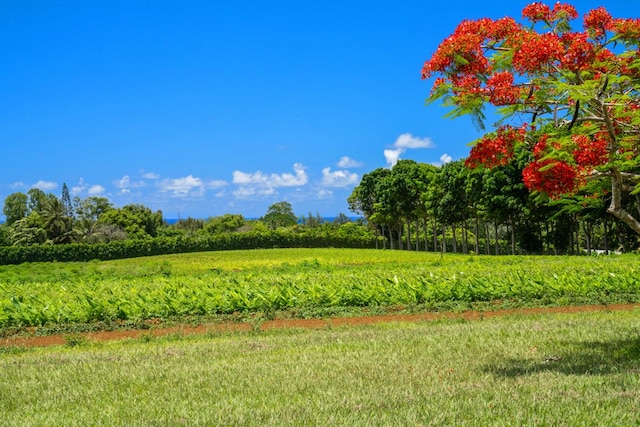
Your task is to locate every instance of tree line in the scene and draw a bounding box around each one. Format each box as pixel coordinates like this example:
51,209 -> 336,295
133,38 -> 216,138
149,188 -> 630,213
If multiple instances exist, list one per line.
0,191 -> 369,248
348,158 -> 639,255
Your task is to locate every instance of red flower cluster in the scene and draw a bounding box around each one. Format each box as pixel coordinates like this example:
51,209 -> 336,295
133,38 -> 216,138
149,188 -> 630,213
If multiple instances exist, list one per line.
510,32 -> 564,74
583,7 -> 612,39
572,134 -> 608,167
532,134 -> 549,159
522,2 -> 578,24
465,126 -> 524,168
485,71 -> 525,105
421,17 -> 520,80
611,18 -> 640,41
522,159 -> 580,198
560,32 -> 595,71
522,3 -> 550,22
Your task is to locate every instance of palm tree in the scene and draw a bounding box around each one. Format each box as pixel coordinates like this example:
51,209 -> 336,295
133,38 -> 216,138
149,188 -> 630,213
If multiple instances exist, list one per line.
41,197 -> 75,244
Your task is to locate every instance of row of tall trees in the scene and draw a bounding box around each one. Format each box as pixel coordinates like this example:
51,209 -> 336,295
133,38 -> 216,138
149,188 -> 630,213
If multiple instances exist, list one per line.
348,158 -> 639,254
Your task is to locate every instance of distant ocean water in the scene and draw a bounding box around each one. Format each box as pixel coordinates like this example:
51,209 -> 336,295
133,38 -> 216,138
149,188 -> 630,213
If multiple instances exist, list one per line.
165,216 -> 362,225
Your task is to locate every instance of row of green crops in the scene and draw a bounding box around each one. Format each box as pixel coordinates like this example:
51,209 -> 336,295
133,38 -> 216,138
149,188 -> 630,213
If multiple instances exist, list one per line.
1,249 -> 639,328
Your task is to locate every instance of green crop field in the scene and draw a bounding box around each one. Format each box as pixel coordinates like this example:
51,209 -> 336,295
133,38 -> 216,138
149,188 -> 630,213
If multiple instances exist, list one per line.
1,248 -> 639,335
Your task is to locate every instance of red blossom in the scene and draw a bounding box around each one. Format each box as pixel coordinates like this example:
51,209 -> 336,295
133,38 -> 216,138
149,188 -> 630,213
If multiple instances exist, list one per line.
532,134 -> 549,159
485,71 -> 524,105
488,17 -> 520,39
551,3 -> 578,22
510,32 -> 564,73
572,134 -> 608,167
522,3 -> 551,23
611,18 -> 640,41
465,126 -> 525,168
522,159 -> 580,198
583,6 -> 613,39
560,32 -> 595,71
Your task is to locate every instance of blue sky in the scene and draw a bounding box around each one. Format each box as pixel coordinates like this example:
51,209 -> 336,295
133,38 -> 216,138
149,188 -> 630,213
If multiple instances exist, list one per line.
2,1 -> 639,219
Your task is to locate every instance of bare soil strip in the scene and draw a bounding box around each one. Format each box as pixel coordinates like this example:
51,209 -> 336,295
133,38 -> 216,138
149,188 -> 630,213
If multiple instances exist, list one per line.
2,303 -> 639,348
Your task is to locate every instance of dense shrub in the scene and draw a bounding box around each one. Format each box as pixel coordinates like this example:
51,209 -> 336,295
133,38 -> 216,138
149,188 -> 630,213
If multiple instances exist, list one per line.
0,231 -> 380,265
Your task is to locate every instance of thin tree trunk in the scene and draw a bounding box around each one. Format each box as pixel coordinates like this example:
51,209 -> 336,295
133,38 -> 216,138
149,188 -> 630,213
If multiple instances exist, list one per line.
510,220 -> 516,255
406,220 -> 412,251
474,215 -> 480,254
462,218 -> 468,255
452,223 -> 457,253
494,221 -> 500,255
373,224 -> 379,249
484,221 -> 490,255
441,223 -> 447,253
423,217 -> 429,252
584,221 -> 592,255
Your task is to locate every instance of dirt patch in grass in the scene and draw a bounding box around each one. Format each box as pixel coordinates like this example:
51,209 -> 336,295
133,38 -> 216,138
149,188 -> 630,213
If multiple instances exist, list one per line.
2,303 -> 638,348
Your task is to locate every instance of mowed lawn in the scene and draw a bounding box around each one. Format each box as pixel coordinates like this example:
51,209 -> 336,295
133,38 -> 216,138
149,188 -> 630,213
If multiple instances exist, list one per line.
1,309 -> 639,426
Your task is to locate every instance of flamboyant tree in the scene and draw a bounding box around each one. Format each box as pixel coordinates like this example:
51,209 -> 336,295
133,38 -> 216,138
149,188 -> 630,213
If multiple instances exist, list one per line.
421,2 -> 640,234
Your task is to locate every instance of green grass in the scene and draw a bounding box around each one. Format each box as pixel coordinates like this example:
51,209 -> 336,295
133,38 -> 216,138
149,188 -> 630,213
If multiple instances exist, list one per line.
1,249 -> 640,333
1,309 -> 639,426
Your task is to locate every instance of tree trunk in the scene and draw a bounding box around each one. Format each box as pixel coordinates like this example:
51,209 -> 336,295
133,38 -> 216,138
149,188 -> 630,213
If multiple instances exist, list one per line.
462,218 -> 468,255
451,223 -> 457,253
406,220 -> 412,251
484,221 -> 490,254
423,217 -> 429,252
584,221 -> 592,255
494,221 -> 500,255
441,223 -> 447,253
474,215 -> 480,254
607,169 -> 640,235
510,220 -> 516,255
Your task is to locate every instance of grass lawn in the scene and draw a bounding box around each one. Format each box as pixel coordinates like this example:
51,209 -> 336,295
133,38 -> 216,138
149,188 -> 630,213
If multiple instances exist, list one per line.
1,309 -> 639,426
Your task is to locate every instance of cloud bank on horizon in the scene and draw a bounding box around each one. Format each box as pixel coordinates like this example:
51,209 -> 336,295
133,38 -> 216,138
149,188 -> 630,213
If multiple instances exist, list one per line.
3,134 -> 449,217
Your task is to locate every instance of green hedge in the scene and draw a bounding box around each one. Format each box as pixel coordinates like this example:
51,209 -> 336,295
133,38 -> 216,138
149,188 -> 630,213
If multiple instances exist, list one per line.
0,231 -> 379,265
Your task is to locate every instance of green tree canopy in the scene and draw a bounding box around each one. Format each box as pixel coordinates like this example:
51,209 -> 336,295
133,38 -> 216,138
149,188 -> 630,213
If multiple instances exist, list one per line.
262,202 -> 297,229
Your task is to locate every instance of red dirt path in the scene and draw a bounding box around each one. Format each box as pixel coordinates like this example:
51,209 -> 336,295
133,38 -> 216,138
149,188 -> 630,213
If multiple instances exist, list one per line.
2,303 -> 639,348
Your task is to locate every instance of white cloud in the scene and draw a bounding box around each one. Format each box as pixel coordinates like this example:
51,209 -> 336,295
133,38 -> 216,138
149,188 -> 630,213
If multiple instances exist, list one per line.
206,179 -> 228,189
114,175 -> 145,191
71,178 -> 86,195
394,133 -> 434,149
317,189 -> 333,199
158,175 -> 204,197
440,153 -> 453,164
88,185 -> 105,195
384,133 -> 435,167
233,163 -> 307,187
232,186 -> 275,198
9,181 -> 26,189
142,172 -> 160,180
337,156 -> 363,168
384,149 -> 402,167
32,180 -> 58,191
232,163 -> 308,199
321,167 -> 359,188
